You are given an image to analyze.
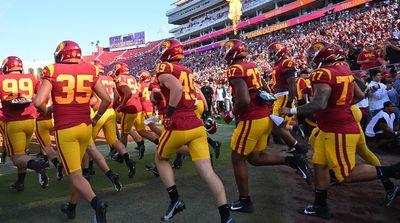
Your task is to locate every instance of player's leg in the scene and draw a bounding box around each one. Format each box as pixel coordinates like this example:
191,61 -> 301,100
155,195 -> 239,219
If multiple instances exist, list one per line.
301,131 -> 332,219
35,119 -> 63,181
355,127 -> 398,204
135,112 -> 159,159
56,124 -> 107,222
120,112 -> 135,147
272,95 -> 308,155
155,130 -> 186,221
7,120 -> 49,189
86,143 -> 122,192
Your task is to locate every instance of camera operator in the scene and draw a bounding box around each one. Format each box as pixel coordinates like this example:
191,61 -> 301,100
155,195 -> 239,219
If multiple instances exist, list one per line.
367,68 -> 390,118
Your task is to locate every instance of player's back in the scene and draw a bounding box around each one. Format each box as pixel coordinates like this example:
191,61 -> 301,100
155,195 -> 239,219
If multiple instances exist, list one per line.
140,81 -> 153,112
42,63 -> 99,130
156,62 -> 197,114
116,74 -> 142,113
270,59 -> 295,91
155,61 -> 203,130
99,75 -> 115,109
227,61 -> 270,121
0,73 -> 38,122
311,61 -> 359,134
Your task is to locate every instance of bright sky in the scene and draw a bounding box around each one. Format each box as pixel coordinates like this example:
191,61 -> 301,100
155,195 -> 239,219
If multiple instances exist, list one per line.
0,0 -> 176,61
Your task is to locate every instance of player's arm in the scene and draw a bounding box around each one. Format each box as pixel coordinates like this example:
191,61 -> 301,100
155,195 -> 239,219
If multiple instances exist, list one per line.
34,79 -> 53,115
357,54 -> 370,64
116,83 -> 132,109
230,78 -> 250,114
158,73 -> 182,117
284,68 -> 296,107
92,80 -> 111,123
352,79 -> 365,104
280,83 -> 331,115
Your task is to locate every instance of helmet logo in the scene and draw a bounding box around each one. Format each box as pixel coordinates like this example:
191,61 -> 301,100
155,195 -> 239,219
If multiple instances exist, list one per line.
275,43 -> 283,49
55,42 -> 65,55
115,64 -> 121,69
162,41 -> 171,51
313,43 -> 325,52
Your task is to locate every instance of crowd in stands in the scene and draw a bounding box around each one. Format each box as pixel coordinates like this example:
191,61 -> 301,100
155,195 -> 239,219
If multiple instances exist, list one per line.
173,0 -> 270,35
103,1 -> 400,151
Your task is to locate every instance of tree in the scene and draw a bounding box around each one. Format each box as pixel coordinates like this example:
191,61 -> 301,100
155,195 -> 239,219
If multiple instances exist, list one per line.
95,40 -> 100,48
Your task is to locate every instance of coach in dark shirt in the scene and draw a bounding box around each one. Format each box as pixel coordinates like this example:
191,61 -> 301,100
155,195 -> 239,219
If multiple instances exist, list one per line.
201,81 -> 214,118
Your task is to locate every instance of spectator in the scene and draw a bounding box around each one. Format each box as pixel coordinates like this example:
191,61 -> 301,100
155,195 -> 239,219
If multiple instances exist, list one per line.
367,68 -> 390,117
215,84 -> 226,115
365,101 -> 399,150
357,43 -> 383,70
201,81 -> 214,118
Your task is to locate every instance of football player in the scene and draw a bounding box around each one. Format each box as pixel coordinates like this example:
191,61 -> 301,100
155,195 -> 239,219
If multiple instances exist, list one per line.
267,43 -> 308,155
155,39 -> 234,223
280,42 -> 400,219
1,56 -> 49,191
221,39 -> 311,213
113,63 -> 158,160
34,41 -> 108,222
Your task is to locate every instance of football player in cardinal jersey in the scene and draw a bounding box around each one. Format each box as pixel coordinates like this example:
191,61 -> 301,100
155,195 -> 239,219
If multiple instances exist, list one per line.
34,41 -> 109,223
155,39 -> 234,223
78,60 -> 127,191
280,42 -> 400,219
267,42 -> 308,155
221,39 -> 312,213
0,56 -> 49,192
113,63 -> 158,160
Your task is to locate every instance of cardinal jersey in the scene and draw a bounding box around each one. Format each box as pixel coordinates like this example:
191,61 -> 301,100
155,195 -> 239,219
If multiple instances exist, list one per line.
155,62 -> 202,130
270,59 -> 296,91
100,75 -> 115,109
149,76 -> 167,115
0,74 -> 39,122
226,61 -> 270,121
140,81 -> 154,113
42,63 -> 99,130
310,61 -> 359,134
115,75 -> 142,114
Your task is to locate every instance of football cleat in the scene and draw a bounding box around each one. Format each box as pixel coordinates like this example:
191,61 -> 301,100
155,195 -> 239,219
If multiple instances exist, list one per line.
111,152 -> 123,164
38,170 -> 49,189
138,144 -> 145,160
128,159 -> 136,178
288,155 -> 313,185
109,172 -> 122,192
93,200 -> 108,223
301,204 -> 332,220
172,156 -> 182,169
145,164 -> 160,177
161,198 -> 186,222
56,163 -> 64,181
10,181 -> 24,192
61,203 -> 76,219
384,185 -> 400,207
229,198 -> 254,213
